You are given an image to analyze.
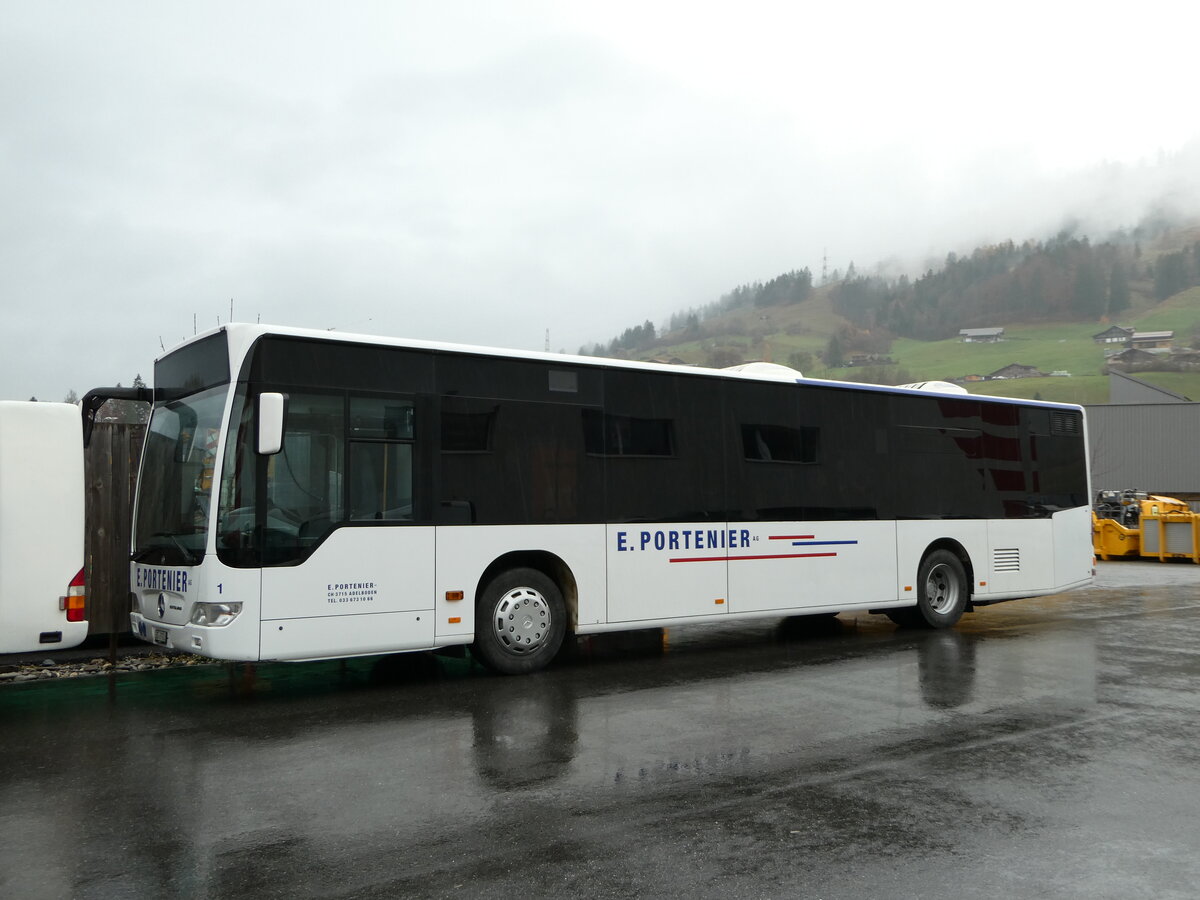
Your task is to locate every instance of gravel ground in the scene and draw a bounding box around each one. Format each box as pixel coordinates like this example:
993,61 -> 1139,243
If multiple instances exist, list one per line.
0,647 -> 212,684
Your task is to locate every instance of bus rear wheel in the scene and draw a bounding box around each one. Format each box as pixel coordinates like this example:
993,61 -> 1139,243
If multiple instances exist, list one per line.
472,568 -> 567,675
888,550 -> 968,629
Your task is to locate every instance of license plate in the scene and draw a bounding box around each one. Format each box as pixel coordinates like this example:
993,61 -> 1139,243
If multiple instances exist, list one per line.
153,628 -> 168,645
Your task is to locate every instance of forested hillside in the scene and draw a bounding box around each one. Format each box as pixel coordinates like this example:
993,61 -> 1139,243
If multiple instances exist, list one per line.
581,216 -> 1200,398
830,230 -> 1197,340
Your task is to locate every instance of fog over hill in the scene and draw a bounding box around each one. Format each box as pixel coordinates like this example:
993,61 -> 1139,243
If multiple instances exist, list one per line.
586,146 -> 1200,361
4,3 -> 1200,402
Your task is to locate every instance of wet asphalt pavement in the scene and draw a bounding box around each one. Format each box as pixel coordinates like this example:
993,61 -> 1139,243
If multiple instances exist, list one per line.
1,560 -> 1199,899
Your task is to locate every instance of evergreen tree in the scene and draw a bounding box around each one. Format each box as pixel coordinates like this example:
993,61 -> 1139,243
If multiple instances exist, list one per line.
131,374 -> 151,423
823,333 -> 845,368
1108,262 -> 1131,315
1071,258 -> 1105,317
1154,251 -> 1188,299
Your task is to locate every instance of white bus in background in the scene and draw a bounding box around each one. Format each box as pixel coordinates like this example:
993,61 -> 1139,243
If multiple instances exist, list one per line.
94,324 -> 1093,675
0,401 -> 86,653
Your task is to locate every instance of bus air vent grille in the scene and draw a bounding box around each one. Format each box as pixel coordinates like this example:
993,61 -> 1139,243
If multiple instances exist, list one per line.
993,548 -> 1021,572
1050,412 -> 1081,435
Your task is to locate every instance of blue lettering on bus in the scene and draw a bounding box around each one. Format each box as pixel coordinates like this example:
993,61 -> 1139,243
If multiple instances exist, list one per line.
616,528 -> 755,553
135,567 -> 189,593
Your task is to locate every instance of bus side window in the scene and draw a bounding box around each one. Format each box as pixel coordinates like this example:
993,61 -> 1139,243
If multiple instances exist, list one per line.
349,397 -> 415,521
270,392 -> 345,536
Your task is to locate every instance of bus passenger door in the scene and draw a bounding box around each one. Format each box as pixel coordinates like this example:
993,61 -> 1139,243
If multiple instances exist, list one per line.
598,372 -> 730,624
724,385 -> 897,614
254,392 -> 436,660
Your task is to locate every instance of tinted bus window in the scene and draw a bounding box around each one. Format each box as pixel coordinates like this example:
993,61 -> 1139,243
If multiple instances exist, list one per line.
155,332 -> 230,400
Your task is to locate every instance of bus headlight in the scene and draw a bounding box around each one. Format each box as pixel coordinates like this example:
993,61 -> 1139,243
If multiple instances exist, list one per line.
190,601 -> 243,627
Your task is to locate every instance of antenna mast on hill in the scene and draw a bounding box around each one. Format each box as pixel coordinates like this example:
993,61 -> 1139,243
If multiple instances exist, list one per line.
545,329 -> 550,352
822,248 -> 828,285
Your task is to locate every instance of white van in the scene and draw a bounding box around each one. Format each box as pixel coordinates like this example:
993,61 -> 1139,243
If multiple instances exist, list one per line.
0,401 -> 86,653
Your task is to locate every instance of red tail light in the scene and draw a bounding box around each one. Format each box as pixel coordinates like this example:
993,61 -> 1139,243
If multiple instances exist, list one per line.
65,567 -> 86,622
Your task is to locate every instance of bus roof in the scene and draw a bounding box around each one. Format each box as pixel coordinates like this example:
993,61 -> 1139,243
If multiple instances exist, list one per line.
164,322 -> 1084,412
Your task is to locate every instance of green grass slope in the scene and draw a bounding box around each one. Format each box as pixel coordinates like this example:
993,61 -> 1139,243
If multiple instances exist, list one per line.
635,226 -> 1200,406
647,285 -> 1200,404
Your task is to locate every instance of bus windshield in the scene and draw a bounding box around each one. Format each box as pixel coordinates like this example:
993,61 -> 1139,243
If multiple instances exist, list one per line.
132,385 -> 228,566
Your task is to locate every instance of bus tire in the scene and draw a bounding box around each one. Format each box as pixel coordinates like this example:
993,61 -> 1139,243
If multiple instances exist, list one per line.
472,568 -> 567,675
912,549 -> 968,628
886,551 -> 969,628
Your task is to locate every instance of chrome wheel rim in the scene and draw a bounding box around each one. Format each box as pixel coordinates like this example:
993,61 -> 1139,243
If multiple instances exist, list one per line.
491,587 -> 552,655
925,563 -> 960,614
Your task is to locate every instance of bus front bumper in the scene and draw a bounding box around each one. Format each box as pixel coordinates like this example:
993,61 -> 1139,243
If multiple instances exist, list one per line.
131,612 -> 179,649
130,611 -> 259,661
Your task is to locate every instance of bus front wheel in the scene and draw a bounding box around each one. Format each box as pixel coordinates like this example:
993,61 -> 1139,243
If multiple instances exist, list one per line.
888,550 -> 968,629
473,568 -> 567,675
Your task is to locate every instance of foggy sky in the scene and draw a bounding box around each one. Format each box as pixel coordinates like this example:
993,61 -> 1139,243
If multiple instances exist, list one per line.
3,1 -> 1199,402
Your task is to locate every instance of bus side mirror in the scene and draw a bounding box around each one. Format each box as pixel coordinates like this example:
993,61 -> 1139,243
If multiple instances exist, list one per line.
257,393 -> 287,455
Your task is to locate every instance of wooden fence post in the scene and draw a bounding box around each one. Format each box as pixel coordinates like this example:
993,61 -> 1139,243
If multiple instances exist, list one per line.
83,422 -> 145,643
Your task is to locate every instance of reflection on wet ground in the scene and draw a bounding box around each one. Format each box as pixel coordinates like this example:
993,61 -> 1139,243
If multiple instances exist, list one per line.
1,561 -> 1198,899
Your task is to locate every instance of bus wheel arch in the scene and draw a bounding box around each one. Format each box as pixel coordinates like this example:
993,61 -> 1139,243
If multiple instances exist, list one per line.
471,552 -> 576,675
888,540 -> 973,629
922,539 -> 974,593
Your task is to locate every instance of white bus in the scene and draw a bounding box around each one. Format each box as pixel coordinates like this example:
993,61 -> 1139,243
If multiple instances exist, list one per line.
0,401 -> 87,653
95,324 -> 1092,674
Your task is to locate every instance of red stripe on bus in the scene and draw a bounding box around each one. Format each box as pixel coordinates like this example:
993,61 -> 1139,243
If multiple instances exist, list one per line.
769,534 -> 814,540
670,552 -> 837,563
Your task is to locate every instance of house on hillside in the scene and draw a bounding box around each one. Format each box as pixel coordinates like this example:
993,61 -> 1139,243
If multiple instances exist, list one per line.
987,363 -> 1045,380
959,327 -> 1004,343
1129,331 -> 1174,351
1093,325 -> 1133,344
847,354 -> 896,367
1103,348 -> 1159,372
1104,347 -> 1200,374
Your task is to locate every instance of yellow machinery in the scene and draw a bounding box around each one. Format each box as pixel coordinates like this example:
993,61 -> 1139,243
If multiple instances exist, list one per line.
1093,490 -> 1200,563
